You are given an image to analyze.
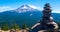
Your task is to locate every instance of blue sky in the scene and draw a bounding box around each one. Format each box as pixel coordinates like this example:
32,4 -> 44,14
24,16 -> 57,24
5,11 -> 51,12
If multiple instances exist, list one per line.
0,0 -> 60,13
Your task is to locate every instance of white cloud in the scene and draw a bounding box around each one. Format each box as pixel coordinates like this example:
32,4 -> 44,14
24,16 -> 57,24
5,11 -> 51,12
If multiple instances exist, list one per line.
28,4 -> 42,10
52,11 -> 60,13
28,4 -> 60,13
0,6 -> 15,12
0,6 -> 60,13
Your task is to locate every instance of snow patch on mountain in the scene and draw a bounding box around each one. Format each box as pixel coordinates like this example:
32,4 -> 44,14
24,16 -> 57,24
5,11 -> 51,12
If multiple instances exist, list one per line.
15,5 -> 40,13
28,4 -> 42,10
30,13 -> 33,16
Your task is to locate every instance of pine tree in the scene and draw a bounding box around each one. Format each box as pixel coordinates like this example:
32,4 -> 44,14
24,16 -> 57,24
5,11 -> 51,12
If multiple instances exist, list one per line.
11,23 -> 20,30
1,23 -> 10,31
22,23 -> 27,29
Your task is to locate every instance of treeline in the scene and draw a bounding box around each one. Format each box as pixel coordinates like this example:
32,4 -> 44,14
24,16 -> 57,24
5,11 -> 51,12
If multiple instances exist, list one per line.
0,22 -> 28,31
0,21 -> 60,31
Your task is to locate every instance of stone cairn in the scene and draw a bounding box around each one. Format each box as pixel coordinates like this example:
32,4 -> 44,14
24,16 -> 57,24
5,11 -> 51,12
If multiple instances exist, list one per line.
29,3 -> 58,32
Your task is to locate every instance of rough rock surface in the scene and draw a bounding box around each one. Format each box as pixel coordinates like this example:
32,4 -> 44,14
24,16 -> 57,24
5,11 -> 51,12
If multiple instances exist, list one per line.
29,3 -> 58,32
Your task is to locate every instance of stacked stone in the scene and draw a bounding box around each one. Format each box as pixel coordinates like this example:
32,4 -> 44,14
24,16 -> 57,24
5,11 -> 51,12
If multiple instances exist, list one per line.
43,3 -> 51,19
40,3 -> 58,30
41,3 -> 52,24
29,3 -> 58,32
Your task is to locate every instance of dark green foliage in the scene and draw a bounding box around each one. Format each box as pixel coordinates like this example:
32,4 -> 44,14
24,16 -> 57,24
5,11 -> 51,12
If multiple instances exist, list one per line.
0,11 -> 60,27
22,23 -> 27,29
11,23 -> 20,30
0,11 -> 42,27
1,23 -> 10,31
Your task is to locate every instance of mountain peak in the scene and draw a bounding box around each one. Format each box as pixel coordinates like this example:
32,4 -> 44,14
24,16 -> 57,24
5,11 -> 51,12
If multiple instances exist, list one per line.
20,5 -> 31,9
17,5 -> 33,10
15,5 -> 34,13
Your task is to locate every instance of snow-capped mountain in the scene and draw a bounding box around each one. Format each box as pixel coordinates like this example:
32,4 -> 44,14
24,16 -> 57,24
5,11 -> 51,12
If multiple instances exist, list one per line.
15,5 -> 38,13
0,4 -> 60,27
